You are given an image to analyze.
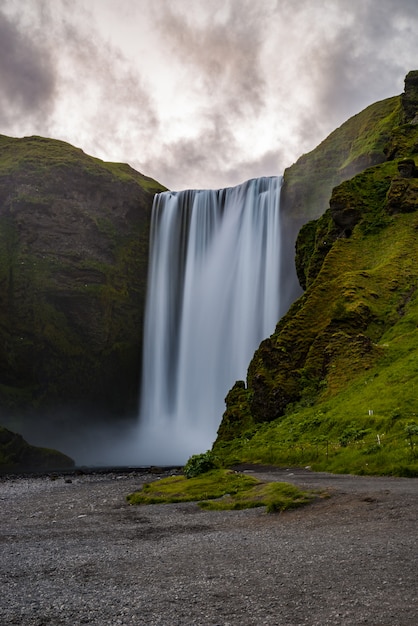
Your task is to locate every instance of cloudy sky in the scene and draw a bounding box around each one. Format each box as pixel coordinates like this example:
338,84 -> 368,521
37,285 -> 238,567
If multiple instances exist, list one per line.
1,0 -> 418,190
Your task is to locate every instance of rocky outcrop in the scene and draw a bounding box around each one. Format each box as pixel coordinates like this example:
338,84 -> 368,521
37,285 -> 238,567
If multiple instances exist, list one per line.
401,70 -> 418,123
385,159 -> 418,214
0,135 -> 165,423
0,426 -> 74,472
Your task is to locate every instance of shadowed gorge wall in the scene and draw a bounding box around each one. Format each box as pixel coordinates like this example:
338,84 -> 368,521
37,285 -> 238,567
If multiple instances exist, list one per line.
0,135 -> 165,426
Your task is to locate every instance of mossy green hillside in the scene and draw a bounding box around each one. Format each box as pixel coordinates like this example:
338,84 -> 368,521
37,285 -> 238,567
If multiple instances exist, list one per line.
214,76 -> 418,477
281,71 -> 418,261
296,160 -> 398,290
0,134 -> 165,193
213,351 -> 418,476
127,469 -> 318,513
214,156 -> 418,476
281,95 -> 402,223
0,134 -> 165,419
278,90 -> 406,310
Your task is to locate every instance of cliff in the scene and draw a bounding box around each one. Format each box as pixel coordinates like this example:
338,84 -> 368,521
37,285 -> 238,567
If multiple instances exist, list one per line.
214,71 -> 418,476
0,135 -> 165,427
279,83 -> 403,308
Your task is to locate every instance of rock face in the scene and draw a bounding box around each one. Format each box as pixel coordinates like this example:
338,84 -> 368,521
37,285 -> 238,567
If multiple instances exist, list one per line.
0,426 -> 74,472
401,70 -> 418,123
215,71 -> 418,448
0,135 -> 165,425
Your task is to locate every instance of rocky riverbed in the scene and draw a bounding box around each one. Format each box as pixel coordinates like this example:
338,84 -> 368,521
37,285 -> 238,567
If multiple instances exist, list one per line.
1,467 -> 417,625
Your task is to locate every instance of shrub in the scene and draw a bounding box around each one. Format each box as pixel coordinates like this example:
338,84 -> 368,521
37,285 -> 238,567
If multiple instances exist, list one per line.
183,451 -> 217,478
339,424 -> 371,447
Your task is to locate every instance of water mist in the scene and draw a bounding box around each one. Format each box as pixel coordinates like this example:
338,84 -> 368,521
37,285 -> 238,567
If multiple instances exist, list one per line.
137,176 -> 282,465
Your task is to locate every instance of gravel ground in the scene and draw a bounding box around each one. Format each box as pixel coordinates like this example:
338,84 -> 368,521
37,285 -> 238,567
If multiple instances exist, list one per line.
0,466 -> 417,626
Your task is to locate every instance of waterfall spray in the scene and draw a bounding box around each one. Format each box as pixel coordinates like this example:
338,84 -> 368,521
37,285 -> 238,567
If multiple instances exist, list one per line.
137,176 -> 282,465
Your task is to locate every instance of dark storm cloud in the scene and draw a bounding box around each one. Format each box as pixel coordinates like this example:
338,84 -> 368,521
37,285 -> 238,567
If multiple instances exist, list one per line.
3,0 -> 418,190
0,0 -> 160,157
0,9 -> 56,125
142,114 -> 240,190
56,11 -> 160,137
312,2 -> 418,119
142,0 -> 418,188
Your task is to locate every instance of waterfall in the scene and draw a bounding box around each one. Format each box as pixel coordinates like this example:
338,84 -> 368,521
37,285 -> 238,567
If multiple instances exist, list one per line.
137,176 -> 282,465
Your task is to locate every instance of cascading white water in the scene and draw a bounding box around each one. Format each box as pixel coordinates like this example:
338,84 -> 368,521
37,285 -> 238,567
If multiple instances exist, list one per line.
137,176 -> 282,465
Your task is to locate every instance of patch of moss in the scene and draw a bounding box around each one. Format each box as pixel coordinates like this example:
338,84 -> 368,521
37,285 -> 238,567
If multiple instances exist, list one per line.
127,469 -> 319,513
216,381 -> 254,441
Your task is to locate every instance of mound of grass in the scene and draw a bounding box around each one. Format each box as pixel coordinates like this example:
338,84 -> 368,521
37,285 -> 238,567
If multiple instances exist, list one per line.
127,469 -> 319,513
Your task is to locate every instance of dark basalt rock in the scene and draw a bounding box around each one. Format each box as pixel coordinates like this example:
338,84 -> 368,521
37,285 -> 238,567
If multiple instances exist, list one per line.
402,70 -> 418,123
397,158 -> 418,178
329,189 -> 362,237
386,173 -> 418,214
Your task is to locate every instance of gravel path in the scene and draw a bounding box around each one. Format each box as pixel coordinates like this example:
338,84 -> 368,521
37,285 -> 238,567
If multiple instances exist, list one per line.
1,466 -> 417,625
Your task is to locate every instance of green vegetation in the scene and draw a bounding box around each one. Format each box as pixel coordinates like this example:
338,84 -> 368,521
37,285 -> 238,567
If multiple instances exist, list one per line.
214,175 -> 418,476
214,73 -> 418,478
0,134 -> 167,192
183,451 -> 218,478
127,469 -> 319,513
0,133 -> 165,417
282,95 -> 402,221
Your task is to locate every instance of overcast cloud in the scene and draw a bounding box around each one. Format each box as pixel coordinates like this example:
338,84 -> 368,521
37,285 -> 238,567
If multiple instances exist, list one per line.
0,8 -> 56,125
1,0 -> 418,189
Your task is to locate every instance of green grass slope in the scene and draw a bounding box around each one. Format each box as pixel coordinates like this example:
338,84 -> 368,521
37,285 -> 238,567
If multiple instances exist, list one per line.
215,161 -> 418,476
278,84 -> 406,311
214,72 -> 418,477
281,95 -> 402,222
